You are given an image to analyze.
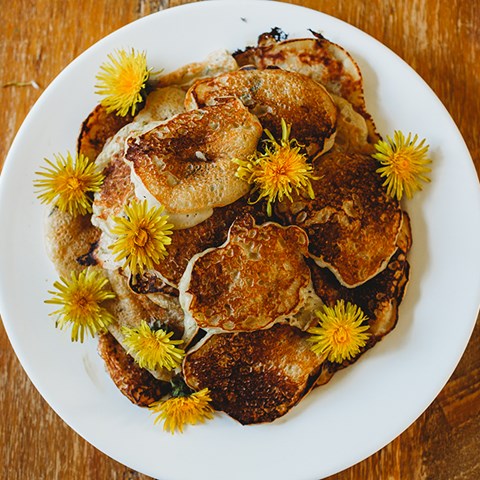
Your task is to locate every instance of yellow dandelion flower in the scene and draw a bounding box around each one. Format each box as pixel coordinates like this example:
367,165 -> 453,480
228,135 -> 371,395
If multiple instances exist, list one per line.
95,48 -> 151,117
45,268 -> 115,342
234,118 -> 317,216
373,130 -> 431,201
109,199 -> 173,276
307,300 -> 371,363
150,388 -> 214,434
121,320 -> 184,371
34,152 -> 104,216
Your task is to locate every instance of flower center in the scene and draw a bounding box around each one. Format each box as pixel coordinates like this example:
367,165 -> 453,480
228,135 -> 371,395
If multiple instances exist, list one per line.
392,153 -> 412,178
134,227 -> 149,247
267,149 -> 304,184
333,326 -> 349,345
66,176 -> 81,191
72,291 -> 96,318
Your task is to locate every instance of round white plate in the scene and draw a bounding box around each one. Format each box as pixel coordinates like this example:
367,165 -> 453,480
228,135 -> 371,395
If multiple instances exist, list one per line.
1,1 -> 479,479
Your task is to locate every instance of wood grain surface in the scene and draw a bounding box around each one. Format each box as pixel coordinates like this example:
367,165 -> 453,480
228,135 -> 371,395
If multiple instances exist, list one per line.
1,0 -> 478,479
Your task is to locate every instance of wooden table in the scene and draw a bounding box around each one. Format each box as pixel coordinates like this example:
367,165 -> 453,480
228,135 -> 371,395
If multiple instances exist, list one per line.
1,1 -> 478,478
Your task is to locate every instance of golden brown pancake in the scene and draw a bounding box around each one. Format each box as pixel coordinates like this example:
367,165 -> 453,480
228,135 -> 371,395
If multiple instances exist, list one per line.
396,211 -> 413,254
276,151 -> 402,287
234,30 -> 379,144
179,214 -> 311,333
89,134 -> 137,271
92,126 -> 213,233
309,213 -> 411,385
309,250 -> 409,342
98,331 -> 169,406
125,97 -> 262,215
183,324 -> 325,424
185,68 -> 337,158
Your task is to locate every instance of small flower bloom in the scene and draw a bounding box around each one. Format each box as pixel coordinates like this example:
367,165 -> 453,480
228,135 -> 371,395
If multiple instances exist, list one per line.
95,48 -> 151,117
307,300 -> 370,363
373,130 -> 431,201
45,268 -> 115,342
150,388 -> 214,434
234,118 -> 317,216
34,152 -> 104,216
121,320 -> 184,371
109,199 -> 173,276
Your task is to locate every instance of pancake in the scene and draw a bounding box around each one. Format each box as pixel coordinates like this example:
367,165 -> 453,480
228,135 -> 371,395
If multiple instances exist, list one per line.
105,268 -> 188,341
185,68 -> 337,158
98,331 -> 169,406
331,94 -> 373,154
183,324 -> 325,424
309,213 -> 411,385
310,248 -> 410,342
276,151 -> 402,287
91,85 -> 188,230
134,85 -> 186,124
234,30 -> 379,143
156,49 -> 239,88
396,210 -> 413,254
125,97 -> 262,215
91,124 -> 213,233
44,208 -> 101,277
179,214 -> 311,333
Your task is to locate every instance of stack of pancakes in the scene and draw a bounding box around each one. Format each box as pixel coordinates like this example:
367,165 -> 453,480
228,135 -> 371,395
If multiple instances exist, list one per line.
47,30 -> 411,425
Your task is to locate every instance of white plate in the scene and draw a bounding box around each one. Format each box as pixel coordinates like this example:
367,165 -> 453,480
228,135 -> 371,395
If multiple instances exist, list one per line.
1,1 -> 479,479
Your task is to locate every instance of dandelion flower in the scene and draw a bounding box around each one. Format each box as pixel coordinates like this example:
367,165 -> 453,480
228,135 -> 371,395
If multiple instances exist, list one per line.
109,199 -> 173,276
34,152 -> 104,216
373,130 -> 431,201
150,386 -> 214,434
234,118 -> 317,216
45,268 -> 115,342
307,300 -> 370,363
95,48 -> 151,117
121,320 -> 184,371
